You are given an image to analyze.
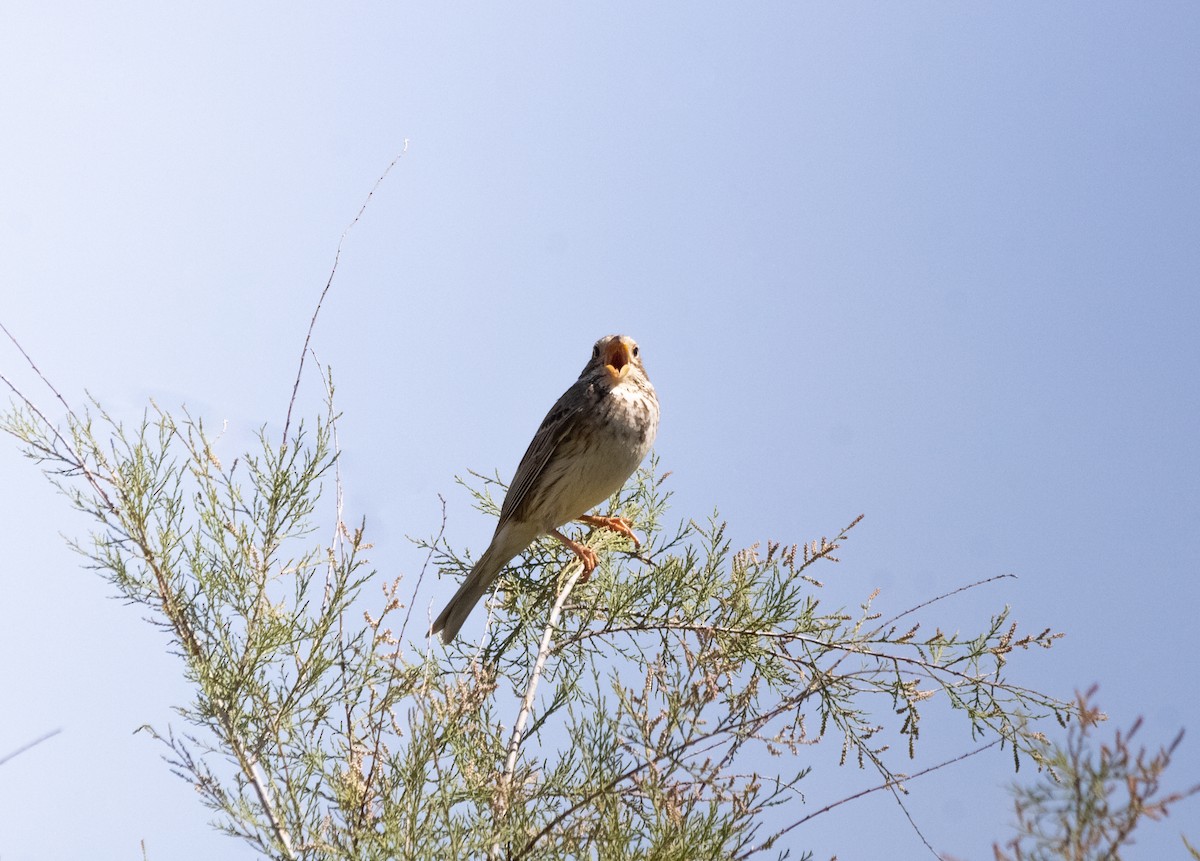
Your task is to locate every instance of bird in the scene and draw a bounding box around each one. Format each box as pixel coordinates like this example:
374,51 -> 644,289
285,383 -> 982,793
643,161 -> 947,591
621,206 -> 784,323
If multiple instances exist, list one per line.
431,334 -> 660,644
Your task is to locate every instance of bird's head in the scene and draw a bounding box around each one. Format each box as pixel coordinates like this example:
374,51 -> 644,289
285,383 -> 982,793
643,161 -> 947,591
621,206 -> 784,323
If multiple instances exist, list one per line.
587,334 -> 646,383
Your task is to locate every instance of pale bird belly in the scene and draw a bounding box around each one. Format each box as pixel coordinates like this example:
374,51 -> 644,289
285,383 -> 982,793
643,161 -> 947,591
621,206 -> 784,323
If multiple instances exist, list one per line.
534,389 -> 656,531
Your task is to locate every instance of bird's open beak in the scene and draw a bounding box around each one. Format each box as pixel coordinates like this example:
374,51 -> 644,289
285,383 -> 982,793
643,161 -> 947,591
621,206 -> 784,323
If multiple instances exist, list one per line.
602,339 -> 633,380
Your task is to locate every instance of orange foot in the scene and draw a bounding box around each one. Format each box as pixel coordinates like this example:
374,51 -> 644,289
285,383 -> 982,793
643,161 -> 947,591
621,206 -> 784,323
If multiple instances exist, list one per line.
577,514 -> 642,549
550,528 -> 599,583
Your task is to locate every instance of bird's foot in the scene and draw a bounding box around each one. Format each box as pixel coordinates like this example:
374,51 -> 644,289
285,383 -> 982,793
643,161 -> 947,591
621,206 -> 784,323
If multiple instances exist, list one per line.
550,529 -> 599,583
577,514 -> 642,549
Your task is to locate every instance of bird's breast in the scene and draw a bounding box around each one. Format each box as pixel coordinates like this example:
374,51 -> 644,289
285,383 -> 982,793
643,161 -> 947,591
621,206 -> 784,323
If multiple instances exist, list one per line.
529,379 -> 659,530
598,380 -> 659,453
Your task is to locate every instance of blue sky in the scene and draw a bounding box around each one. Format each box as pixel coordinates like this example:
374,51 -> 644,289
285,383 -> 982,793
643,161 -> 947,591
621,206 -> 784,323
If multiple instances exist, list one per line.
2,3 -> 1198,859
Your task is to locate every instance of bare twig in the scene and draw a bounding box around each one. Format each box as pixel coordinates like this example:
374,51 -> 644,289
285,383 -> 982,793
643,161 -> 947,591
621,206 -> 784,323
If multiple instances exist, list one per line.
311,352 -> 346,612
492,561 -> 587,860
0,728 -> 63,767
0,321 -> 77,422
0,323 -> 116,514
401,494 -> 448,644
513,692 -> 809,859
238,747 -> 297,860
282,141 -> 409,446
871,573 -> 1017,634
734,740 -> 1001,860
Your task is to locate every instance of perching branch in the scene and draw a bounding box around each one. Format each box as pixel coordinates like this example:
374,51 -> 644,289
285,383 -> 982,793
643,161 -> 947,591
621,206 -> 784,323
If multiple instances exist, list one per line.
493,561 -> 587,860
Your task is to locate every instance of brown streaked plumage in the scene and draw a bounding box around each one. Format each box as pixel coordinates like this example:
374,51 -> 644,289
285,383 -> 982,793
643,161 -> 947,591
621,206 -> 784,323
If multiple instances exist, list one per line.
431,334 -> 660,643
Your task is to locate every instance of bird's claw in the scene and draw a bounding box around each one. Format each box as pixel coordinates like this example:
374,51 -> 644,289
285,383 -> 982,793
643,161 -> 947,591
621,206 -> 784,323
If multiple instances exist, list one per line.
550,528 -> 599,583
552,515 -> 641,584
578,514 -> 642,549
575,545 -> 598,584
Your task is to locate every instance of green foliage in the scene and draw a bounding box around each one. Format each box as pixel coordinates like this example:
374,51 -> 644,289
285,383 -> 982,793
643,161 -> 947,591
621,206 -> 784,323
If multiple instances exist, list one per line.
993,687 -> 1200,861
3,385 -> 1073,860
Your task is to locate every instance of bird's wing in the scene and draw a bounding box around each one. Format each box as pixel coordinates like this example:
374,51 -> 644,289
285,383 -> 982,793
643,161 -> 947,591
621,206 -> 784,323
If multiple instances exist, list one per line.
497,378 -> 593,529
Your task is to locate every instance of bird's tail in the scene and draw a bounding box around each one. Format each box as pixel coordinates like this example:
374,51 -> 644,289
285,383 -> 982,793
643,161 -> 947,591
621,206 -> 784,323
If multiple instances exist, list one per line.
431,524 -> 535,644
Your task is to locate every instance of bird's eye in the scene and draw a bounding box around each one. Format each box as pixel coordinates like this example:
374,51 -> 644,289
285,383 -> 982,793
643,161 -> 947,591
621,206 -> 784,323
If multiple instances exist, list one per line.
632,345 -> 639,358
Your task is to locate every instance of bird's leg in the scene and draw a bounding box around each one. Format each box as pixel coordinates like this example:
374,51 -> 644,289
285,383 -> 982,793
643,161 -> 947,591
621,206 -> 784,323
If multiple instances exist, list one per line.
550,528 -> 599,583
577,514 -> 642,549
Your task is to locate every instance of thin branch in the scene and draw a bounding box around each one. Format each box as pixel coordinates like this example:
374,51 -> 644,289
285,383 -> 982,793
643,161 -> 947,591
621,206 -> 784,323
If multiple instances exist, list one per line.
514,693 -> 813,859
0,728 -> 62,767
870,573 -> 1017,634
313,351 -> 346,614
734,740 -> 1002,860
237,746 -> 297,861
493,561 -> 586,860
888,779 -> 940,860
282,141 -> 409,445
0,321 -> 77,422
400,494 -> 447,644
578,620 -> 1050,699
0,323 -> 116,514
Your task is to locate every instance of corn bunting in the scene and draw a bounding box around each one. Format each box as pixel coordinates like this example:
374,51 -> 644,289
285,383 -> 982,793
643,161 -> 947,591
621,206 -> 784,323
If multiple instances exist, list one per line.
431,334 -> 660,643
